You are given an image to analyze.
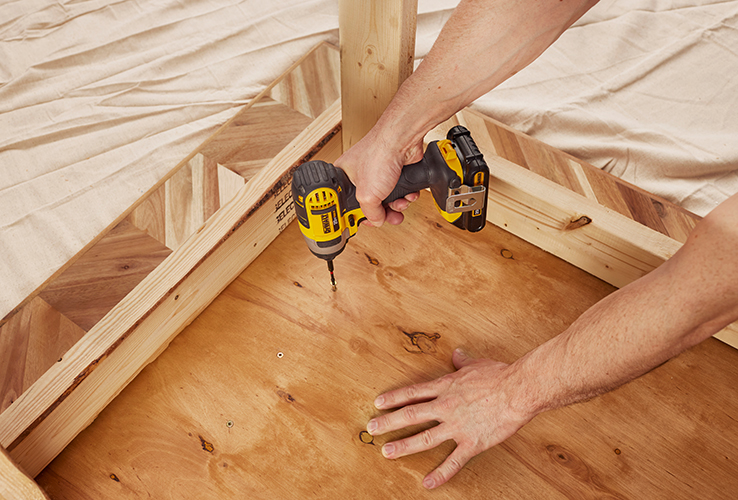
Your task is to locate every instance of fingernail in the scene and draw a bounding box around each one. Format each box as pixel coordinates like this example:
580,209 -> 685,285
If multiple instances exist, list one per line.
382,443 -> 395,458
374,395 -> 385,408
367,420 -> 377,433
455,348 -> 467,357
423,476 -> 435,489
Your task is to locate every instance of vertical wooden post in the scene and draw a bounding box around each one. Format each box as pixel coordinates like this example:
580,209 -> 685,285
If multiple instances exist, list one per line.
339,0 -> 418,151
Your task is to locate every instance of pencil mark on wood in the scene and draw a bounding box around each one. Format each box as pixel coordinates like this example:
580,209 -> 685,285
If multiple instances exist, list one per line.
402,330 -> 441,354
564,215 -> 592,231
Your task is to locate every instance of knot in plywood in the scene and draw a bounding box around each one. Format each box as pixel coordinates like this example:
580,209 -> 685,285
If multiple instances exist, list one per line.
402,330 -> 441,355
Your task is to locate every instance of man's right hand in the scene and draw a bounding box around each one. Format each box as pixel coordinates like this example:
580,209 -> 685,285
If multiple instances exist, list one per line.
334,127 -> 424,228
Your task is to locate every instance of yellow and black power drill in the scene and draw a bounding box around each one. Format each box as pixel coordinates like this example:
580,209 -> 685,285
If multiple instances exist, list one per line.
292,125 -> 489,290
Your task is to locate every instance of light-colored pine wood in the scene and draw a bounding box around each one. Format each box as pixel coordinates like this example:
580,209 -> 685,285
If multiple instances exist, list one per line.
217,164 -> 245,208
0,43 -> 340,330
165,155 -> 206,250
1,446 -> 48,500
37,193 -> 738,499
339,0 -> 418,150
426,121 -> 682,288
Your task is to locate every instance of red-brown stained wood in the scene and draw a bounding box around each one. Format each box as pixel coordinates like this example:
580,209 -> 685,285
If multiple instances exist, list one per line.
0,298 -> 85,414
200,97 -> 314,176
39,221 -> 171,332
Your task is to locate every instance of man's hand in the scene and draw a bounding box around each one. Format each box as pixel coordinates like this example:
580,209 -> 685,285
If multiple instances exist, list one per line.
334,127 -> 423,227
366,349 -> 535,489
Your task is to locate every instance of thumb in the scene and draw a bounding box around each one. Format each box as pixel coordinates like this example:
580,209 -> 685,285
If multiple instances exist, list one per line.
452,348 -> 477,369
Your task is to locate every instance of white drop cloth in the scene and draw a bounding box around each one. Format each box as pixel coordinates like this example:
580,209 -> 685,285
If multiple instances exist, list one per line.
1,0 -> 736,319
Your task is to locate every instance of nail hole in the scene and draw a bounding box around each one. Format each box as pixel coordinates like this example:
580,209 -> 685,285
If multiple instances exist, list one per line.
277,352 -> 284,358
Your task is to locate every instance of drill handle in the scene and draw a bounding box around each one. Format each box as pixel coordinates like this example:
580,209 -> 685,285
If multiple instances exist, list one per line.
382,141 -> 458,205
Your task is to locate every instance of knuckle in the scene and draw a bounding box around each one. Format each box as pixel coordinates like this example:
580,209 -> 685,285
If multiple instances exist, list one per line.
437,396 -> 456,413
402,405 -> 418,422
404,385 -> 419,400
419,429 -> 435,447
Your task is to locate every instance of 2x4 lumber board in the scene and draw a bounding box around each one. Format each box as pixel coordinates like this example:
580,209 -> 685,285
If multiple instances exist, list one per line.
0,446 -> 48,500
0,99 -> 341,477
427,112 -> 738,349
36,194 -> 738,498
339,0 -> 418,150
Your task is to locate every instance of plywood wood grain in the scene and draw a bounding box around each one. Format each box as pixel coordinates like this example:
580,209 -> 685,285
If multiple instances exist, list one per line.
37,194 -> 738,499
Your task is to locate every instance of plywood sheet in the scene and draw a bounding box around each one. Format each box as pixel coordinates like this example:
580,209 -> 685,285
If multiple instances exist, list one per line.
37,194 -> 738,499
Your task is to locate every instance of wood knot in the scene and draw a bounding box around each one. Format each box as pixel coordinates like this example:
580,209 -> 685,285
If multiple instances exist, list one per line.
402,330 -> 441,355
359,431 -> 375,445
349,337 -> 368,353
564,215 -> 592,231
277,389 -> 295,403
199,435 -> 214,453
652,199 -> 666,217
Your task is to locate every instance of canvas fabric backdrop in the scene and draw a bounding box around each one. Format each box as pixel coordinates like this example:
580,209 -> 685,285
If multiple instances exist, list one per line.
1,0 -> 737,319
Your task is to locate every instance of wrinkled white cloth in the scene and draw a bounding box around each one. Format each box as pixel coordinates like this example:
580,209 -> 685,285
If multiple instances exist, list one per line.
1,0 -> 736,319
475,0 -> 738,213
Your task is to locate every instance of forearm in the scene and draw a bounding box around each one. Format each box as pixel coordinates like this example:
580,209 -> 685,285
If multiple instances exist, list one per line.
375,0 -> 600,156
509,193 -> 738,417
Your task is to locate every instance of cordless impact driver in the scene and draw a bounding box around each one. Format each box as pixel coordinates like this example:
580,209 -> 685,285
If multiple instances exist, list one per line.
291,125 -> 489,290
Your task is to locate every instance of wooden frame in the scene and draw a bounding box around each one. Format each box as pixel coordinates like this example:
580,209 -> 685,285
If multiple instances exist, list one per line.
1,26 -> 736,492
